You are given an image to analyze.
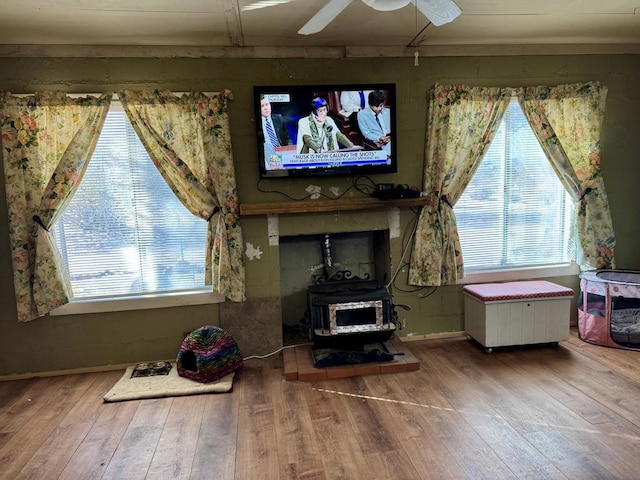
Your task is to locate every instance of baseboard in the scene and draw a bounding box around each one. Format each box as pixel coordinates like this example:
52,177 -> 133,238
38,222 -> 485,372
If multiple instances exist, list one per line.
397,331 -> 467,342
0,358 -> 174,382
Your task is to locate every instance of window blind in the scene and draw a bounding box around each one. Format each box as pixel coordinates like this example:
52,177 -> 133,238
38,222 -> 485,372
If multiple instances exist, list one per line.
53,107 -> 208,298
454,98 -> 575,272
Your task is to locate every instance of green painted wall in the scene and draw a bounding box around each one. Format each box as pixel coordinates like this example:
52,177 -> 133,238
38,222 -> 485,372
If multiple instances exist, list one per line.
0,54 -> 638,376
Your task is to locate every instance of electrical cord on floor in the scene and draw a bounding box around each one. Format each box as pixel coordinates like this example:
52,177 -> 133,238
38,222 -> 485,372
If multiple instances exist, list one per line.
243,342 -> 314,361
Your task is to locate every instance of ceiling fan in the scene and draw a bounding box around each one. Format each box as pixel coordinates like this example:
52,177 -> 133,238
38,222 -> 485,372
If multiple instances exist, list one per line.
298,0 -> 462,35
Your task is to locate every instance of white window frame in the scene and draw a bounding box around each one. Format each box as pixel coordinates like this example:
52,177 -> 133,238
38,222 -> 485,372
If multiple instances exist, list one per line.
51,289 -> 223,316
457,263 -> 580,285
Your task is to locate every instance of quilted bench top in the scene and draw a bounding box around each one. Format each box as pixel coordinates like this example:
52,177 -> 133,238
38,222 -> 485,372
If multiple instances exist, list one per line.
463,280 -> 574,302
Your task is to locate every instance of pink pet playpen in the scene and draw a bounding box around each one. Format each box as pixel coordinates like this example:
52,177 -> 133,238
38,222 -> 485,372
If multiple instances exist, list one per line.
578,270 -> 640,350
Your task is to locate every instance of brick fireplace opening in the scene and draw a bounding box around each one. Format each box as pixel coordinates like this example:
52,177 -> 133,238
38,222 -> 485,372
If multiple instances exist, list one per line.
238,199 -> 424,371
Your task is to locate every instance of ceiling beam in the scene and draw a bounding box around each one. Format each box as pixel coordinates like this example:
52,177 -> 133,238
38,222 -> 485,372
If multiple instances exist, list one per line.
222,0 -> 244,47
0,44 -> 639,59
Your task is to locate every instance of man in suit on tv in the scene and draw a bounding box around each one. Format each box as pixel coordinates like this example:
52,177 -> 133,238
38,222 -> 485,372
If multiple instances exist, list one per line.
259,94 -> 292,162
357,90 -> 391,157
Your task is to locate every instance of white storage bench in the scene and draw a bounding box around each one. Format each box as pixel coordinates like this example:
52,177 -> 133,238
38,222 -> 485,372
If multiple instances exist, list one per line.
463,280 -> 574,352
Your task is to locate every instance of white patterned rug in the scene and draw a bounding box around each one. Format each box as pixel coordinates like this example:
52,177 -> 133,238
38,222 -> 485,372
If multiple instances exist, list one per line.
103,362 -> 235,402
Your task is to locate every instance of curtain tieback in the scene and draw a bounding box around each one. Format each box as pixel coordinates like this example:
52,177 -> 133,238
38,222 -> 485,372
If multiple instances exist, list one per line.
32,215 -> 49,232
206,206 -> 221,222
440,195 -> 453,208
579,187 -> 593,202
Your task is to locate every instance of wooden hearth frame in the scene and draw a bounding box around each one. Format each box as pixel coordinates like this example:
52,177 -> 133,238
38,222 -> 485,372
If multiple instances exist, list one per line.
283,337 -> 419,381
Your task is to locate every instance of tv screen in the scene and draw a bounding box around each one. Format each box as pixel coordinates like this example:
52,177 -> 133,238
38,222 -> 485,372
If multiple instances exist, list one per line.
254,83 -> 397,178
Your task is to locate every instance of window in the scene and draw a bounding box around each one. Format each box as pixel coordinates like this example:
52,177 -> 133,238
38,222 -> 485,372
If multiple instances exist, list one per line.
454,98 -> 576,274
52,104 -> 209,300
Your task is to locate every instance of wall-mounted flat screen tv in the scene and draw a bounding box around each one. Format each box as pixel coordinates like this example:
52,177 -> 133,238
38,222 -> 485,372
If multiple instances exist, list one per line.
254,83 -> 397,178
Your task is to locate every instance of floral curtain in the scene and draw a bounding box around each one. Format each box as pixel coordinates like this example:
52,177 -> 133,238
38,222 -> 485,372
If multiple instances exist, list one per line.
408,81 -> 615,286
0,92 -> 111,321
408,85 -> 509,286
518,82 -> 615,269
118,90 -> 245,302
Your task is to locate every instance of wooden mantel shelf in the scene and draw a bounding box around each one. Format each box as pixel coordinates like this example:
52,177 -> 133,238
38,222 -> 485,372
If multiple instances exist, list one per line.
240,196 -> 431,216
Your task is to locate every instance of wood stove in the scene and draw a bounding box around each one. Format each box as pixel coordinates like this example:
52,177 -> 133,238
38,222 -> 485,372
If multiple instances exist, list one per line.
306,278 -> 397,349
301,234 -> 404,366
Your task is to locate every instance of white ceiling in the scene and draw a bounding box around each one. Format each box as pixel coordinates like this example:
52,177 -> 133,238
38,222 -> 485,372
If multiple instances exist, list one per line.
0,0 -> 639,57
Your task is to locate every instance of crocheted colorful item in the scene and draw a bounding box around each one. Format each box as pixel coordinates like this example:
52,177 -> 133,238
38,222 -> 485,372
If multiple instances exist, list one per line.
177,325 -> 243,383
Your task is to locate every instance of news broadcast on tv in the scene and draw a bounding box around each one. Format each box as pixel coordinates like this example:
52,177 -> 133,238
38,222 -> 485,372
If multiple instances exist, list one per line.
255,83 -> 397,178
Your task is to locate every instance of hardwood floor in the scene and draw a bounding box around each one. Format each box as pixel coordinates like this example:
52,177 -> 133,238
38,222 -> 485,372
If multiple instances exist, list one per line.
1,328 -> 639,479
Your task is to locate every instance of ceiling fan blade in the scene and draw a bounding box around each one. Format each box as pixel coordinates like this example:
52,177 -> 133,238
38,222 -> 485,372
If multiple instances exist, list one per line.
362,0 -> 412,12
298,0 -> 354,35
362,0 -> 411,11
414,0 -> 461,26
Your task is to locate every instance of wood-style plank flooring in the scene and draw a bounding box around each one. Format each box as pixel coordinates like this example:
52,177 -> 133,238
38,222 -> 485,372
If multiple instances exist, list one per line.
0,328 -> 639,479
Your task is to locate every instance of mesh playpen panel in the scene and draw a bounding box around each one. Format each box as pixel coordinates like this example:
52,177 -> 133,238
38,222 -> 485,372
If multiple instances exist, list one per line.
578,270 -> 640,350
